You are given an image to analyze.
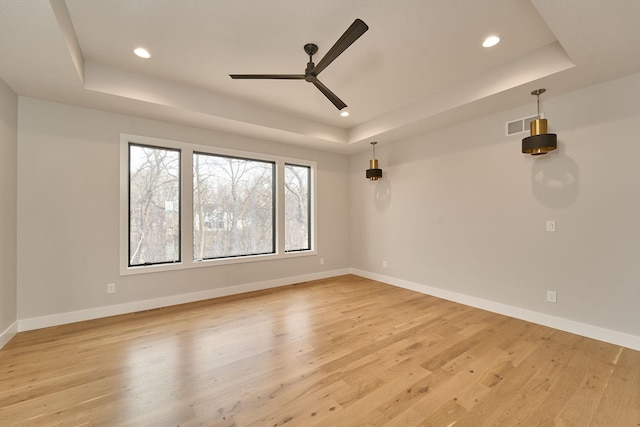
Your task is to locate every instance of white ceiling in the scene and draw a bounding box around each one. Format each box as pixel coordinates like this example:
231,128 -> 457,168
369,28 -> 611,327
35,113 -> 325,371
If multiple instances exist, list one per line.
1,0 -> 639,154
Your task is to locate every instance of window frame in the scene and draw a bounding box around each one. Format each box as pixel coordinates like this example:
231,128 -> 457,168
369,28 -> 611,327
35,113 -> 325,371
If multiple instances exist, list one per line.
128,143 -> 182,267
284,163 -> 312,253
192,151 -> 276,261
120,134 -> 317,276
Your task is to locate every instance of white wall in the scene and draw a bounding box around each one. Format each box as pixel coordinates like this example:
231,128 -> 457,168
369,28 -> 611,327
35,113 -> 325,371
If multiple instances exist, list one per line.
0,78 -> 18,346
351,73 -> 640,347
17,99 -> 350,324
11,73 -> 640,350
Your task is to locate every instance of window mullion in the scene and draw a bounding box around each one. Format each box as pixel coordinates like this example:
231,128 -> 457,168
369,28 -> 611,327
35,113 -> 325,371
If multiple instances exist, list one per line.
276,161 -> 286,255
183,148 -> 194,265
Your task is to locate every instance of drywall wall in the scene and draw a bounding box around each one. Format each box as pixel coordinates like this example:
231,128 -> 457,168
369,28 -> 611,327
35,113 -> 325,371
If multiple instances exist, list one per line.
17,98 -> 350,322
350,72 -> 640,343
0,78 -> 18,345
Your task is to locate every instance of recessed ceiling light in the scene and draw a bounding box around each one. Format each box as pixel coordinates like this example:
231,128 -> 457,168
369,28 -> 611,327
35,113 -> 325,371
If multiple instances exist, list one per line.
340,111 -> 350,117
133,47 -> 151,59
482,35 -> 500,48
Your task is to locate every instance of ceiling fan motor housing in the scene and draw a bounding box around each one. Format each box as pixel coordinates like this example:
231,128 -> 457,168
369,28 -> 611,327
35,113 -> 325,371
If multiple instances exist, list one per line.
304,43 -> 318,56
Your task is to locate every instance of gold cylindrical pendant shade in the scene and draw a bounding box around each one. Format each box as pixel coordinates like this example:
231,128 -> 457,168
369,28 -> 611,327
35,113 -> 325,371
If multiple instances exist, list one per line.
370,159 -> 378,169
530,118 -> 547,136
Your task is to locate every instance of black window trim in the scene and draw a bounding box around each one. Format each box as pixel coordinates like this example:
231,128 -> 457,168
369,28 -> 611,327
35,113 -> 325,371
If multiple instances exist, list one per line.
284,162 -> 312,253
193,151 -> 277,261
128,142 -> 182,268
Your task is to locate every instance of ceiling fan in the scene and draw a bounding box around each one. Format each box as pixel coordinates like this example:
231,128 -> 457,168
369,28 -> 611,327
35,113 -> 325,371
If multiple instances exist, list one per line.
230,19 -> 369,110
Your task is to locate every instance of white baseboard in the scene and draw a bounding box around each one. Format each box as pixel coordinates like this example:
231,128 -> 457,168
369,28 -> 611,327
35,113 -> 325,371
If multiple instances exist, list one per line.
15,267 -> 640,352
18,268 -> 350,332
0,321 -> 18,350
351,268 -> 640,352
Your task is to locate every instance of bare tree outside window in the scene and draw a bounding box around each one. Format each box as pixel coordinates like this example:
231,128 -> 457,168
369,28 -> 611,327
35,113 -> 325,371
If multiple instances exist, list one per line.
129,144 -> 180,266
193,153 -> 274,260
285,164 -> 310,251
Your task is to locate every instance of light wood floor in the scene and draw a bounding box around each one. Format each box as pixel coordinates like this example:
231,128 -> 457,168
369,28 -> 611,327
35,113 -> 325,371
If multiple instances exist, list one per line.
1,275 -> 639,426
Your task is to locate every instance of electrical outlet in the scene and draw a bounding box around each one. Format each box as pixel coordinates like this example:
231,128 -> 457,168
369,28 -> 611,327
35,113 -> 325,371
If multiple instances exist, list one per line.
382,260 -> 387,268
107,283 -> 116,294
546,220 -> 556,232
546,290 -> 557,303
320,257 -> 325,265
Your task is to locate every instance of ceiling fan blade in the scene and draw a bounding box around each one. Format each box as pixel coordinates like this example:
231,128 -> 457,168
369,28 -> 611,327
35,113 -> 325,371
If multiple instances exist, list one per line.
312,79 -> 347,110
312,19 -> 368,76
230,74 -> 305,79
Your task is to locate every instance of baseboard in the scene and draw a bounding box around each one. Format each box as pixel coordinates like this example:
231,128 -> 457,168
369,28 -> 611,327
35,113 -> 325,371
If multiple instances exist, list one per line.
17,267 -> 640,352
18,268 -> 350,332
0,321 -> 18,350
351,268 -> 640,352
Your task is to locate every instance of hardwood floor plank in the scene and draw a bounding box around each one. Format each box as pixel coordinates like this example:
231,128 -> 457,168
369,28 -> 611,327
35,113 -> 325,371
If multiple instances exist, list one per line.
589,347 -> 640,426
1,275 -> 638,426
547,340 -> 620,426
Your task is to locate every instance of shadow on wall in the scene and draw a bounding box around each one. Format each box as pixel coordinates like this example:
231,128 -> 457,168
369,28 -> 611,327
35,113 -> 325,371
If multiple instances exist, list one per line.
374,178 -> 391,212
532,142 -> 579,208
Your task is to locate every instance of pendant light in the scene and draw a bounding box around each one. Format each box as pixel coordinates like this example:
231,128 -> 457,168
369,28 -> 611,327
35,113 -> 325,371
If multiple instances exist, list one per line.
522,89 -> 557,155
366,141 -> 383,180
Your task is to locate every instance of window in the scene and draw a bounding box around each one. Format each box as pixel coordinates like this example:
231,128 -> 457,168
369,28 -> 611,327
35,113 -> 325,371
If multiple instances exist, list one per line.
128,144 -> 181,266
121,134 -> 316,274
193,152 -> 275,260
284,164 -> 311,252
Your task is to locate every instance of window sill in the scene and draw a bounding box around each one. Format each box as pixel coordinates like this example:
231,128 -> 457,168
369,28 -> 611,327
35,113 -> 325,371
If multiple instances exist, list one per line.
120,249 -> 317,276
